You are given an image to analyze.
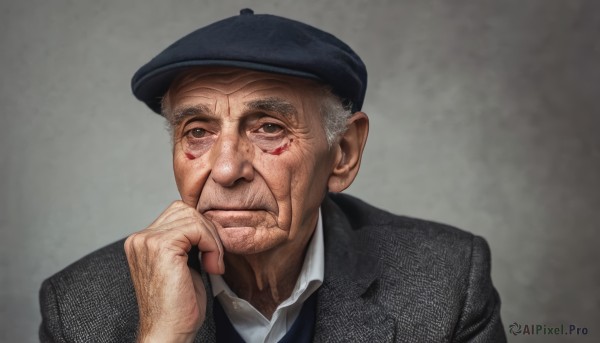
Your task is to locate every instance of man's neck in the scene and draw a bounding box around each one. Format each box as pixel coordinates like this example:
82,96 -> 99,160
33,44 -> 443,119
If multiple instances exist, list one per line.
220,207 -> 321,319
222,237 -> 311,319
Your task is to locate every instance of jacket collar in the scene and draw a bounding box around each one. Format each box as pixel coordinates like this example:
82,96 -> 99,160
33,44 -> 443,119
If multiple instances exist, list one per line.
194,266 -> 217,342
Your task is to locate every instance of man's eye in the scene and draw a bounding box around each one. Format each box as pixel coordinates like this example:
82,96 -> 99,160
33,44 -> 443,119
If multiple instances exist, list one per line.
188,128 -> 207,138
259,123 -> 284,134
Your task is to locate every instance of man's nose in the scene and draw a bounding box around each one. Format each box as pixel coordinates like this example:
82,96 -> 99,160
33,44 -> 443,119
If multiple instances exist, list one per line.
210,133 -> 254,187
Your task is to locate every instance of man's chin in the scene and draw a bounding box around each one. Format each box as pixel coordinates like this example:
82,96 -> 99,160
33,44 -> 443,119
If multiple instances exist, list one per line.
216,225 -> 286,255
203,210 -> 286,254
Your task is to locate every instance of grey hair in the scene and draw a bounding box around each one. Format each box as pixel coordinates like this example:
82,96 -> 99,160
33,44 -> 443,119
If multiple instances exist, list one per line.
318,87 -> 354,147
161,84 -> 353,147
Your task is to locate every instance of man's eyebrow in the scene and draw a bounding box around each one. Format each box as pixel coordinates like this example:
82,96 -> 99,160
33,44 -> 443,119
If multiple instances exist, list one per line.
244,98 -> 298,118
170,104 -> 213,127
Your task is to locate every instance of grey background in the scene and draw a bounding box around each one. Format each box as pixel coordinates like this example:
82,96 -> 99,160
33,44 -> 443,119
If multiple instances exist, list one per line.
1,0 -> 598,342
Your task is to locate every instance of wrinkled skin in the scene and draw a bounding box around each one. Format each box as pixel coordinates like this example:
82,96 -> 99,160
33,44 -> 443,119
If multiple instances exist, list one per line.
125,67 -> 369,343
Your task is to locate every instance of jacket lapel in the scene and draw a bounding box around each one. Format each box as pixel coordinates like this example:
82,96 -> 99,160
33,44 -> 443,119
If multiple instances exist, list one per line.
313,195 -> 396,342
189,251 -> 217,342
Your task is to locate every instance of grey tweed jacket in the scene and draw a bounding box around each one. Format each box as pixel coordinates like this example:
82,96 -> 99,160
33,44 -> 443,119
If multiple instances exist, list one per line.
39,193 -> 506,342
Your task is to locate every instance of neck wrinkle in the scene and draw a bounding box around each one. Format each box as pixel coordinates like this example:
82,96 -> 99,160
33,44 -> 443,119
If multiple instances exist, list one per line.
221,234 -> 310,318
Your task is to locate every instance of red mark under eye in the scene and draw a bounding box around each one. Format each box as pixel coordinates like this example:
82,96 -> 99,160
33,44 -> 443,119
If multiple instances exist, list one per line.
185,152 -> 196,160
270,143 -> 289,155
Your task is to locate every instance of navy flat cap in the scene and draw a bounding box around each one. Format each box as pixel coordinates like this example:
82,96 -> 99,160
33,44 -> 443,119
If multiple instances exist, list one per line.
131,8 -> 367,114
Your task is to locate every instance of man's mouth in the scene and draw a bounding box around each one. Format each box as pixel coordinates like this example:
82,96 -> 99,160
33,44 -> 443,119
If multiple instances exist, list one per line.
198,200 -> 270,212
203,206 -> 265,212
203,209 -> 266,228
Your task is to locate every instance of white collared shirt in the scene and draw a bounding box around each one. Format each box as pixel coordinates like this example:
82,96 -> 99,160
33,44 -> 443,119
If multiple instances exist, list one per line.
209,209 -> 325,343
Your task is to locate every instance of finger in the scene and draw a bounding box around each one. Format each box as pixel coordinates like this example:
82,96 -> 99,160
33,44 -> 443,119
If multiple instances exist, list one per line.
158,220 -> 224,274
151,201 -> 194,227
195,217 -> 225,275
149,216 -> 203,233
145,201 -> 225,274
128,217 -> 218,264
195,222 -> 224,275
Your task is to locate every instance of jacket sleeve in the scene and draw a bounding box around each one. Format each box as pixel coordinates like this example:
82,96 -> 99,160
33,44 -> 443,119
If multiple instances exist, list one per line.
39,278 -> 66,343
452,236 -> 507,343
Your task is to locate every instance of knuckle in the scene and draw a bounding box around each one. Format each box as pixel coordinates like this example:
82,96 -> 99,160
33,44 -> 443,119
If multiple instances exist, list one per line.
186,207 -> 200,218
125,231 -> 151,249
170,200 -> 186,209
124,233 -> 138,249
144,235 -> 160,250
192,220 -> 203,234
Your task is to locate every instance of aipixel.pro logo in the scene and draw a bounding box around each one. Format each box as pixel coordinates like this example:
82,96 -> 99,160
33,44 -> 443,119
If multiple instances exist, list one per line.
508,322 -> 589,336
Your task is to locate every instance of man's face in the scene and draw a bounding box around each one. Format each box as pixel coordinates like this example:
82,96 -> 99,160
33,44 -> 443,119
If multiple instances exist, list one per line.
168,68 -> 336,255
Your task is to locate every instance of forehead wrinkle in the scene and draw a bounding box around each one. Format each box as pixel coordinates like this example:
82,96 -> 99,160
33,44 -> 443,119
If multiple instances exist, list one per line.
240,83 -> 296,98
171,103 -> 214,127
170,68 -> 253,90
212,78 -> 297,96
183,68 -> 266,84
173,69 -> 293,94
178,84 -> 217,93
174,92 -> 216,103
174,80 -> 278,98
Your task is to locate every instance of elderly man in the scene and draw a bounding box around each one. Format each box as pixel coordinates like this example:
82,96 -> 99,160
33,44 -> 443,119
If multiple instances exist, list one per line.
39,9 -> 506,343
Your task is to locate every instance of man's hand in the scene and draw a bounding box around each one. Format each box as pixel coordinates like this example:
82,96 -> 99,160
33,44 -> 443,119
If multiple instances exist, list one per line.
124,201 -> 224,343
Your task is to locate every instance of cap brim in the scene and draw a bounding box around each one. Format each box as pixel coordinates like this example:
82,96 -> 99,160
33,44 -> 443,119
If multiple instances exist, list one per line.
132,60 -> 322,115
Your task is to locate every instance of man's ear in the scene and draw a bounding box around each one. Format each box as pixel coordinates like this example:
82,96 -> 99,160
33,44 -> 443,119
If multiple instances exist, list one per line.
328,111 -> 369,192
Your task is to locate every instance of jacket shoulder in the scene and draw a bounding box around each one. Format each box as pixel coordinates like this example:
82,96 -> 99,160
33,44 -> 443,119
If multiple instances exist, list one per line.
324,193 -> 505,342
325,192 -> 483,292
39,239 -> 138,342
327,192 -> 477,250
